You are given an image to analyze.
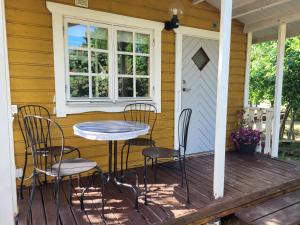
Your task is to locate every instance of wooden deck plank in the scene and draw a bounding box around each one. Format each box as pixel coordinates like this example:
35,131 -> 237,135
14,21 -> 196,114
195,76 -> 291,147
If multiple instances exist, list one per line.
235,189 -> 300,224
252,203 -> 300,225
17,152 -> 300,225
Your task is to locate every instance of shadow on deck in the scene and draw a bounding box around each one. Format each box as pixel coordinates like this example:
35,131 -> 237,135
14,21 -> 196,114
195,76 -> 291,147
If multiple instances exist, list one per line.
17,152 -> 300,225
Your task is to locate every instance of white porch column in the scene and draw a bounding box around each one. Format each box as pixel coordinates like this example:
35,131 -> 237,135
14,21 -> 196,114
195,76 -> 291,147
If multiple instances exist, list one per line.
0,0 -> 17,224
213,0 -> 233,199
272,23 -> 286,158
243,32 -> 252,107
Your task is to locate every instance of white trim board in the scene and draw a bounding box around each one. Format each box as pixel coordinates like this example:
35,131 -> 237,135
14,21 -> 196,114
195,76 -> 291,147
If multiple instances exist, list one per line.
0,0 -> 17,224
174,26 -> 219,149
243,32 -> 252,107
46,2 -> 163,117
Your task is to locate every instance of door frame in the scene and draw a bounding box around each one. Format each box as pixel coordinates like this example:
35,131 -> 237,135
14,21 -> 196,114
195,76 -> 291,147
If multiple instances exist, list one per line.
174,26 -> 219,149
0,0 -> 17,224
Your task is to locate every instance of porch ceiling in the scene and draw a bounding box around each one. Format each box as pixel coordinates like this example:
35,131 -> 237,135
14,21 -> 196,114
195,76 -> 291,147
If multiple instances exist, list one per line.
195,0 -> 300,43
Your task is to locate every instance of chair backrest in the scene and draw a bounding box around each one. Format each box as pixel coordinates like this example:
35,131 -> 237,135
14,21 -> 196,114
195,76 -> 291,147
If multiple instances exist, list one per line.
123,103 -> 157,139
178,108 -> 192,155
24,115 -> 64,176
17,105 -> 51,151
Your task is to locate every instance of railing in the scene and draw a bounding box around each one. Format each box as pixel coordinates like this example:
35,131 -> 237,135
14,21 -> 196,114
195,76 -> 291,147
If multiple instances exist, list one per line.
244,107 -> 274,155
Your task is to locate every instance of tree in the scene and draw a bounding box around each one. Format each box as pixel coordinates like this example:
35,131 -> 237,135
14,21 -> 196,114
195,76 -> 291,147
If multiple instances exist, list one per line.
249,36 -> 300,140
249,41 -> 277,106
282,37 -> 300,139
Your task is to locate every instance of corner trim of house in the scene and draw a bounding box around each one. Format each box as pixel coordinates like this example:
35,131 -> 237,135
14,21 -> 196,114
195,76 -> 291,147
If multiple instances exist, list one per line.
173,26 -> 219,149
0,0 -> 17,224
243,32 -> 252,107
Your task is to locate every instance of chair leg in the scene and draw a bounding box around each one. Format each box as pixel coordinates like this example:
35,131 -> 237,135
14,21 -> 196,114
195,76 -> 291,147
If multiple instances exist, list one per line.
36,175 -> 47,225
20,151 -> 29,200
125,144 -> 131,171
27,172 -> 37,225
183,159 -> 190,204
68,177 -> 73,206
100,173 -> 105,219
74,148 -> 81,187
55,177 -> 61,225
154,158 -> 158,183
80,187 -> 88,211
44,156 -> 48,184
95,166 -> 105,218
179,157 -> 184,187
144,156 -> 148,205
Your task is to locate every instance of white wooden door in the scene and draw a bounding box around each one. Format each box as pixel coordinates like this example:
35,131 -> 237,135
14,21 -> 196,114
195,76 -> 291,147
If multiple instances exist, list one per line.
181,35 -> 219,154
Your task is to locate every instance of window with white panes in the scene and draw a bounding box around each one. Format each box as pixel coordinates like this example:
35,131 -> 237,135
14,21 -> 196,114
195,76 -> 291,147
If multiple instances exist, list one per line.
65,19 -> 152,102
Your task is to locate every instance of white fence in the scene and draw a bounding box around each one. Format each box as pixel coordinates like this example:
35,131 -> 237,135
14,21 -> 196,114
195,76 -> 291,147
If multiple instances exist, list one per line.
244,107 -> 274,155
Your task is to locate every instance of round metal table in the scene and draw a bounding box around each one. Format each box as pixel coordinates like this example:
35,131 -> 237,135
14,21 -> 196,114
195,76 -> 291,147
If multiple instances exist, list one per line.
73,120 -> 150,210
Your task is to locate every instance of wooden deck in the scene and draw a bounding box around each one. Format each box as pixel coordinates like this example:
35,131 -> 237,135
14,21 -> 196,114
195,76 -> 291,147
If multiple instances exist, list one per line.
17,152 -> 300,225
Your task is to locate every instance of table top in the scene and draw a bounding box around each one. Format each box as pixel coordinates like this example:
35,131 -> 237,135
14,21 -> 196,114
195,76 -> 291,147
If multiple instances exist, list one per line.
73,120 -> 150,141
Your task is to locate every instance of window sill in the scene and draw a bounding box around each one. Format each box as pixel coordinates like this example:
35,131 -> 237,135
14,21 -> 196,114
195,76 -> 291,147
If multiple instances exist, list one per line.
55,100 -> 160,117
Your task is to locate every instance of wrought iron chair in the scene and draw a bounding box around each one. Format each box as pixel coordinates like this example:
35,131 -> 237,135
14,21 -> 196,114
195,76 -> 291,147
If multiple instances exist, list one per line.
17,105 -> 81,199
24,115 -> 105,225
120,103 -> 157,176
142,108 -> 192,204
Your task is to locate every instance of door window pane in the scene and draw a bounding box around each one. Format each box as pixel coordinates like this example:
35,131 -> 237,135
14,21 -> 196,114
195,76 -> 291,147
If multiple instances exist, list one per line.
92,76 -> 109,97
70,76 -> 89,97
91,52 -> 108,74
68,23 -> 87,48
118,54 -> 133,75
136,33 -> 150,54
117,31 -> 133,52
69,50 -> 88,73
90,26 -> 108,49
136,78 -> 149,97
136,56 -> 149,75
118,77 -> 133,97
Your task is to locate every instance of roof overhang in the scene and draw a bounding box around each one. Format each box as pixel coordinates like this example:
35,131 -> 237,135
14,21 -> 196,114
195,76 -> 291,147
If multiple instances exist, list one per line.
193,0 -> 300,43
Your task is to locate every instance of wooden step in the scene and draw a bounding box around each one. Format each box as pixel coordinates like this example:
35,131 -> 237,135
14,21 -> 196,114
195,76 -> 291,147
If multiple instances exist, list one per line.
235,189 -> 300,225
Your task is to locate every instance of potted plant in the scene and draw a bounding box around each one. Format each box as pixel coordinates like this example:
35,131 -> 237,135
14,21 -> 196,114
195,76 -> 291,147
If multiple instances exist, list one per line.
231,109 -> 261,155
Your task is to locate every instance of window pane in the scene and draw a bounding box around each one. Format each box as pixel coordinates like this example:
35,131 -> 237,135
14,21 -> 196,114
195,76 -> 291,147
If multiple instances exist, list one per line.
91,52 -> 108,74
68,23 -> 87,48
118,54 -> 133,75
136,56 -> 149,75
70,75 -> 89,97
117,31 -> 133,52
69,50 -> 88,73
92,76 -> 108,97
90,26 -> 108,49
118,77 -> 133,97
136,78 -> 149,97
136,33 -> 150,54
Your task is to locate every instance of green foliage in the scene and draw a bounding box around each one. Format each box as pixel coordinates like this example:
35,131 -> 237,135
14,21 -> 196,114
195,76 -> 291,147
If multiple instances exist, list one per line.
249,41 -> 277,106
249,36 -> 300,110
282,37 -> 300,111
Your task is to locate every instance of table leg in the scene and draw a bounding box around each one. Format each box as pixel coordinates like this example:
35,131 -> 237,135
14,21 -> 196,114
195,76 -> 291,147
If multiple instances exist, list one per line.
112,140 -> 139,210
107,141 -> 112,183
114,141 -> 117,178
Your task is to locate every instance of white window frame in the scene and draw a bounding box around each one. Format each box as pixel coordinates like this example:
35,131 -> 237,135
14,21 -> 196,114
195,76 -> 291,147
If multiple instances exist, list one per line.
47,2 -> 163,117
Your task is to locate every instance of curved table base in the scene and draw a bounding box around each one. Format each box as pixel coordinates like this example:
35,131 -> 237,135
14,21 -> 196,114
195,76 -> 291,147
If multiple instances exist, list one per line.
107,140 -> 141,211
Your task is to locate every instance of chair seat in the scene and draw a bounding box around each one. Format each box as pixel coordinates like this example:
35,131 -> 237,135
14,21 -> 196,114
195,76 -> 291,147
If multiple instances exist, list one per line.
46,158 -> 97,177
142,147 -> 179,159
126,138 -> 155,146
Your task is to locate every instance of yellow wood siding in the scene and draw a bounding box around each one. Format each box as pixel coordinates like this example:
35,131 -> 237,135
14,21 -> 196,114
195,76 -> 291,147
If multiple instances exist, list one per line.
5,0 -> 246,185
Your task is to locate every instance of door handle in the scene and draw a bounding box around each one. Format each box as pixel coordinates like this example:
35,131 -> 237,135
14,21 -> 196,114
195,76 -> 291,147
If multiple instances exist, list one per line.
182,88 -> 191,92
